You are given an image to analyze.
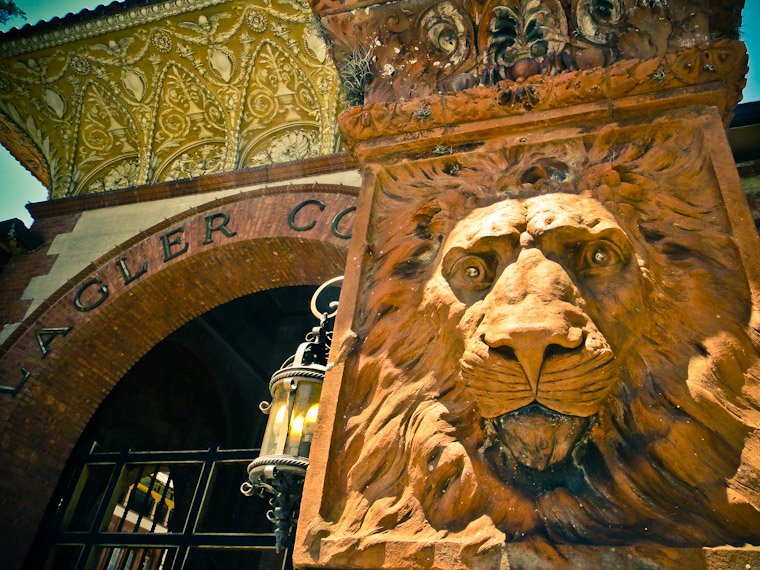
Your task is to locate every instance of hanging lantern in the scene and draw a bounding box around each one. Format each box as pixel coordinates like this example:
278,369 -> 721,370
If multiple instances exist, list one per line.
241,277 -> 342,552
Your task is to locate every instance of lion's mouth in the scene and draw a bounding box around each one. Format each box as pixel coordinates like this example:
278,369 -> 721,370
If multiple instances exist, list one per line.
460,340 -> 617,418
488,403 -> 590,471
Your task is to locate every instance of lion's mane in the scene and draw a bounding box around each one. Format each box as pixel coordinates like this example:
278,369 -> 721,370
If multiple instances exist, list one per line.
316,123 -> 760,550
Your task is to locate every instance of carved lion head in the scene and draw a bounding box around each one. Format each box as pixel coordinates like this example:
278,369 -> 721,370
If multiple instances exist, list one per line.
427,192 -> 629,472
317,124 -> 760,552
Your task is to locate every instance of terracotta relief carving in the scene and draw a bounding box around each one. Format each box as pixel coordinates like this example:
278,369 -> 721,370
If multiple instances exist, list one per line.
73,81 -> 140,185
85,159 -> 140,193
316,0 -> 730,104
0,0 -> 230,59
480,0 -> 568,81
150,64 -> 228,177
0,0 -> 341,197
245,127 -> 319,166
161,142 -> 226,180
300,114 -> 760,566
0,113 -> 49,188
337,40 -> 746,148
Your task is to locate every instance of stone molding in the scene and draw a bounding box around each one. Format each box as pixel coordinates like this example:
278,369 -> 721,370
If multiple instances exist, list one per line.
26,153 -> 357,218
316,0 -> 745,106
0,0 -> 231,59
338,41 -> 747,151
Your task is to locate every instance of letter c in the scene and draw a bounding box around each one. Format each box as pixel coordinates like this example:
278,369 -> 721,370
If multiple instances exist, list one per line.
288,200 -> 325,231
331,206 -> 356,239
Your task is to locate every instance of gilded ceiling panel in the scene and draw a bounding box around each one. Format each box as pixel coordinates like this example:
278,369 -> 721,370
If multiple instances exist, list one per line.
0,0 -> 341,198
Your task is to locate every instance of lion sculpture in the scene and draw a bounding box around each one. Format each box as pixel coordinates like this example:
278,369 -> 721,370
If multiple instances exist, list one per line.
308,123 -> 760,559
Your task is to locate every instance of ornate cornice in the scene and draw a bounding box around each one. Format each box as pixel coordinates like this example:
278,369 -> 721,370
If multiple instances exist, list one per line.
339,41 -> 748,150
313,0 -> 746,106
0,0 -> 231,59
0,0 -> 343,199
26,153 -> 357,218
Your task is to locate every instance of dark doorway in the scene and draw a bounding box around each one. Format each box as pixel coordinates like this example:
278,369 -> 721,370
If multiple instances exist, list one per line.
26,284 -> 335,570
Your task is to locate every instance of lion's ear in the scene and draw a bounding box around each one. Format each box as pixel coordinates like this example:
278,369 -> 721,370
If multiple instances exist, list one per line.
411,205 -> 440,240
390,243 -> 441,279
491,173 -> 521,196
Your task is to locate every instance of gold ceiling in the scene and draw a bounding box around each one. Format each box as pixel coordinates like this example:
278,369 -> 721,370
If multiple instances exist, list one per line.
0,0 -> 342,199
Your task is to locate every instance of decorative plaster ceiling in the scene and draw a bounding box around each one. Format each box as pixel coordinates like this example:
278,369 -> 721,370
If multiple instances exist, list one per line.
0,0 -> 342,198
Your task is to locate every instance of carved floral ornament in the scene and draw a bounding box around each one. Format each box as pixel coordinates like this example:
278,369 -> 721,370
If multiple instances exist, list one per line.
0,0 -> 341,198
297,112 -> 760,567
315,0 -> 735,104
337,40 -> 746,147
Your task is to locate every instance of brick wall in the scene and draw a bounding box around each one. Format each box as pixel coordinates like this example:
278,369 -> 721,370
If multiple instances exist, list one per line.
0,183 -> 357,569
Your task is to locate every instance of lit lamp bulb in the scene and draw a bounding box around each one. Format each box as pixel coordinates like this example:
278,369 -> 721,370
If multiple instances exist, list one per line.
290,415 -> 305,438
286,414 -> 305,456
299,403 -> 320,457
304,403 -> 319,430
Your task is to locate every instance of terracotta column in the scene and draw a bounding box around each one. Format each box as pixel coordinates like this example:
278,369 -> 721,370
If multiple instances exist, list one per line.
297,1 -> 760,568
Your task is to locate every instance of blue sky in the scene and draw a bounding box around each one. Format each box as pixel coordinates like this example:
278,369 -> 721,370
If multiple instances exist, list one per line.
0,0 -> 758,226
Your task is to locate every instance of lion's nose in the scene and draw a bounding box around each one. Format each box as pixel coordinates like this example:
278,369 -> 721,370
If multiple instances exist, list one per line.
483,323 -> 583,394
479,249 -> 585,394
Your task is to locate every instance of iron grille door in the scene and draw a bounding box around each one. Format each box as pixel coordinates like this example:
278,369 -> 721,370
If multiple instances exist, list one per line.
37,446 -> 291,570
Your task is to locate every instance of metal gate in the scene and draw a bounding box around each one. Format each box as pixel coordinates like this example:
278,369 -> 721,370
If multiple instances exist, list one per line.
24,286 -> 328,570
31,444 -> 289,570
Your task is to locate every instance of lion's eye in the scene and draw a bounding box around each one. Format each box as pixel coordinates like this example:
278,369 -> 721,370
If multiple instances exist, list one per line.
465,265 -> 481,279
578,240 -> 623,275
591,248 -> 608,265
447,254 -> 496,293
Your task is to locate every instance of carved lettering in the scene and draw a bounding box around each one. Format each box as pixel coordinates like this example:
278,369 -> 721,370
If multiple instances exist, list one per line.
288,200 -> 325,231
331,206 -> 356,239
203,212 -> 237,245
117,257 -> 147,285
35,327 -> 73,357
161,227 -> 189,262
0,368 -> 31,396
74,278 -> 109,312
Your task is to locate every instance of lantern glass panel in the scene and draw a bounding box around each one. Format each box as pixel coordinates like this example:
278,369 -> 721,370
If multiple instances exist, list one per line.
284,379 -> 322,458
258,379 -> 293,457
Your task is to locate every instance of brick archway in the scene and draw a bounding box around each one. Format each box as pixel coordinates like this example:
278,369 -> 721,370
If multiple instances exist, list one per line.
0,185 -> 356,567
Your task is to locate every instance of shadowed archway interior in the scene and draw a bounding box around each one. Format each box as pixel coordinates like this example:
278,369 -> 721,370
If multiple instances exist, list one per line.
26,284 -> 339,570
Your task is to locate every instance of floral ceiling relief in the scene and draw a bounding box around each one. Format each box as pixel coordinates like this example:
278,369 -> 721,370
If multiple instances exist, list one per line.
0,0 -> 341,198
245,127 -> 319,167
86,159 -> 140,194
150,64 -> 227,181
72,81 -> 140,193
163,143 -> 226,180
237,39 -> 324,166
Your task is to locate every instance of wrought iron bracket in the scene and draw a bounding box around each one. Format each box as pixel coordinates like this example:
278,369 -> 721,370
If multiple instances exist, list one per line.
242,459 -> 307,552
